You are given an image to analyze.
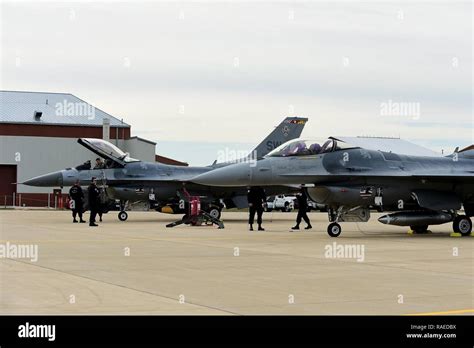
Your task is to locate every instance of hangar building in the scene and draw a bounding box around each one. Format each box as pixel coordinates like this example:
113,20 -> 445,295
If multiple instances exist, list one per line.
0,90 -> 186,207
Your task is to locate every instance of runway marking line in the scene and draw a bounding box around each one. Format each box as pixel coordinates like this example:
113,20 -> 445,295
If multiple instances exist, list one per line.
406,308 -> 474,315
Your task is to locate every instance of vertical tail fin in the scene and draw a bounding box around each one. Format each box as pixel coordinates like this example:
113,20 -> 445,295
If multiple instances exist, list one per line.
251,117 -> 308,158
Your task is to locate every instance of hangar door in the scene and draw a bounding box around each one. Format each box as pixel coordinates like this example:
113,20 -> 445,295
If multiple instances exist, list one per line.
0,165 -> 17,203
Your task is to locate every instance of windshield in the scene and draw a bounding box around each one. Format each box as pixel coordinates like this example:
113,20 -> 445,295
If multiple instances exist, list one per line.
266,138 -> 358,157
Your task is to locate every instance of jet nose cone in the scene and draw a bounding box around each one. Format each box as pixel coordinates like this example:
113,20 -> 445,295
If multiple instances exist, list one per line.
23,171 -> 64,187
192,162 -> 252,187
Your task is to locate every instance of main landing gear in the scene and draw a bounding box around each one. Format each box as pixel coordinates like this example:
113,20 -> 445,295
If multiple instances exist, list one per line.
453,215 -> 472,236
409,215 -> 472,236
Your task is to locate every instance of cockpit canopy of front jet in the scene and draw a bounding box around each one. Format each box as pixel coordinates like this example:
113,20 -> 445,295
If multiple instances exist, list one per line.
266,138 -> 357,157
84,138 -> 139,162
75,138 -> 140,170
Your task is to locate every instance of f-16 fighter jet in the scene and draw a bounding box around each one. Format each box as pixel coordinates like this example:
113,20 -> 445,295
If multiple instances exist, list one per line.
191,136 -> 474,237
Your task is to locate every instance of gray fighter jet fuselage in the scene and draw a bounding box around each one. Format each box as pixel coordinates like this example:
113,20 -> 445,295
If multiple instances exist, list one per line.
23,117 -> 308,221
192,137 -> 474,236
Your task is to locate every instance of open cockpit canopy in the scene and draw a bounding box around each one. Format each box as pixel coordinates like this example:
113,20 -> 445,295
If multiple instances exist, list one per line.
77,138 -> 139,169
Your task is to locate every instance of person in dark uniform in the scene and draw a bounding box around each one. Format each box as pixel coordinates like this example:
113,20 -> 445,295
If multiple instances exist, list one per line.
97,186 -> 105,222
291,189 -> 312,231
88,177 -> 101,227
247,186 -> 266,231
69,180 -> 85,223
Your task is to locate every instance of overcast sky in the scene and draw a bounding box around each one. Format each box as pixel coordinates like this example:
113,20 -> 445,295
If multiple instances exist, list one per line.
1,1 -> 472,165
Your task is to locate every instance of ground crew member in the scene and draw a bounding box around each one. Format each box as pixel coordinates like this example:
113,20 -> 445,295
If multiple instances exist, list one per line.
92,161 -> 105,221
248,186 -> 266,231
291,189 -> 312,231
69,179 -> 85,223
88,177 -> 101,227
148,188 -> 157,210
97,186 -> 105,222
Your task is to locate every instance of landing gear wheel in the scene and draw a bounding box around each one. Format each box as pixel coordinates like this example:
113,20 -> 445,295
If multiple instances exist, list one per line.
208,207 -> 221,220
327,222 -> 342,237
453,216 -> 472,236
410,225 -> 428,234
118,211 -> 128,221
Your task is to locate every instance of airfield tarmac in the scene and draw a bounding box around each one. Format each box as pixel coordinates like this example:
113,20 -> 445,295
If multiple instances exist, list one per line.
0,209 -> 472,315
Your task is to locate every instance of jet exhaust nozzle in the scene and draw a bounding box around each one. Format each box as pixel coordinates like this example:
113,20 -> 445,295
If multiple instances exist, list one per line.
378,211 -> 453,226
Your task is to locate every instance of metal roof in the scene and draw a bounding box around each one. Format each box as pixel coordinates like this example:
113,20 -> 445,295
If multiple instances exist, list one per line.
0,90 -> 130,127
332,136 -> 441,157
128,136 -> 157,145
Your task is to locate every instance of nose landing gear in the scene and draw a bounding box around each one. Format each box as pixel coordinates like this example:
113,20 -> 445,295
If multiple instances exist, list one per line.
327,206 -> 345,237
327,222 -> 342,237
325,206 -> 369,237
118,211 -> 128,221
118,200 -> 129,221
